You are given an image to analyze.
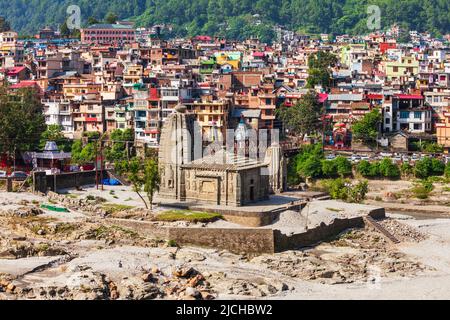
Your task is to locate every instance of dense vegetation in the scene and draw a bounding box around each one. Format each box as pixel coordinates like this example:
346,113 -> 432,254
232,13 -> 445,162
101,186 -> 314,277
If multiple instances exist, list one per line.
2,0 -> 450,41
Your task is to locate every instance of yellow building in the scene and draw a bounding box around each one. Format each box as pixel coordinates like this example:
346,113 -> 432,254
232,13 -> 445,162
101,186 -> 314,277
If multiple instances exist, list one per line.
385,56 -> 419,81
213,52 -> 242,70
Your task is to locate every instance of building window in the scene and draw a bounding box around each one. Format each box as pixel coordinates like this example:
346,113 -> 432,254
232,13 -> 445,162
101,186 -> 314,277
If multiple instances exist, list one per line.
413,123 -> 422,130
385,118 -> 390,124
400,111 -> 409,119
414,111 -> 422,119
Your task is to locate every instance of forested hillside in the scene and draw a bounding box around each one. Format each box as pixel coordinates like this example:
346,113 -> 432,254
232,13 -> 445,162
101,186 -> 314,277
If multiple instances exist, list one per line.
1,0 -> 449,41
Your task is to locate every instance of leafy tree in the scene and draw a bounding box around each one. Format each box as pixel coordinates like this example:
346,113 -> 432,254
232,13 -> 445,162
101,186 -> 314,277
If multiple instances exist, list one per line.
356,160 -> 372,177
299,156 -> 323,179
424,143 -> 444,153
276,91 -> 323,136
379,158 -> 400,179
0,87 -> 46,161
348,180 -> 369,203
414,157 -> 432,179
144,159 -> 160,210
3,1 -> 450,41
430,158 -> 445,176
87,17 -> 100,26
39,125 -> 71,152
128,158 -> 148,209
105,129 -> 134,162
335,156 -> 352,177
400,162 -> 413,179
445,163 -> 450,179
307,51 -> 337,89
105,12 -> 119,24
321,159 -> 338,177
351,109 -> 382,146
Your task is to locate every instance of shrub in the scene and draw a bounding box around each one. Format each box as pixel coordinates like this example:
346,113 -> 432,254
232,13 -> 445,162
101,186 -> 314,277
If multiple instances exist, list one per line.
356,160 -> 372,177
414,157 -> 432,179
348,180 -> 369,203
299,155 -> 323,179
322,178 -> 369,203
431,159 -> 445,176
446,163 -> 450,178
321,159 -> 338,177
400,162 -> 413,178
379,158 -> 400,179
411,180 -> 434,199
327,178 -> 349,201
335,156 -> 352,177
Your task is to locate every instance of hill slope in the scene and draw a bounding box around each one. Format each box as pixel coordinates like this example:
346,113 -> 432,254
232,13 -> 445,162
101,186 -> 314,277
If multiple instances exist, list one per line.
1,0 -> 450,40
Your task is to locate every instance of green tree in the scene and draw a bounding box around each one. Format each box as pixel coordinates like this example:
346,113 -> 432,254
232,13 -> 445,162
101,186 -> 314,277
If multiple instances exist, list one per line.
105,129 -> 134,162
379,158 -> 400,179
400,162 -> 413,179
39,124 -> 71,152
87,17 -> 100,26
445,163 -> 450,179
430,159 -> 445,176
335,156 -> 352,177
276,91 -> 323,136
356,160 -> 372,177
307,51 -> 337,89
414,157 -> 432,179
321,159 -> 338,177
351,109 -> 382,146
128,158 -> 148,209
144,159 -> 160,210
0,87 -> 46,161
105,12 -> 119,24
348,180 -> 369,203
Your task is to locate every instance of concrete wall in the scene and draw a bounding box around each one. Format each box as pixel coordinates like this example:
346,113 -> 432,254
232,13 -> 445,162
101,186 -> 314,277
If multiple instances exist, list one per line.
168,228 -> 275,254
274,217 -> 365,252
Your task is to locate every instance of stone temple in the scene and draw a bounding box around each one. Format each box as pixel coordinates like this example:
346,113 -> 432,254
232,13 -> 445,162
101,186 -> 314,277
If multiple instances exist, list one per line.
158,105 -> 286,207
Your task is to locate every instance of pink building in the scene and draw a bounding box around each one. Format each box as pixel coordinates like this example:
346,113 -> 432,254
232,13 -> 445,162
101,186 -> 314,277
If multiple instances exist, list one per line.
81,24 -> 136,45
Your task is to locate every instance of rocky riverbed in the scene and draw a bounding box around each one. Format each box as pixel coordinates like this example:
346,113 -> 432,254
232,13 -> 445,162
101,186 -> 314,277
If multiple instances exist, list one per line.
0,190 -> 449,300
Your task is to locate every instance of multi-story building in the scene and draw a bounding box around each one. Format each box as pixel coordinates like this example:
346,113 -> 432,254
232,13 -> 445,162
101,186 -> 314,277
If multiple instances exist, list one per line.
41,98 -> 74,137
392,94 -> 433,133
81,24 -> 136,45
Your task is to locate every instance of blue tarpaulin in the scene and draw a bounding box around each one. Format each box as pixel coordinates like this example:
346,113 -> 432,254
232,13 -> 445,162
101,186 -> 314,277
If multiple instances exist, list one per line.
102,178 -> 121,186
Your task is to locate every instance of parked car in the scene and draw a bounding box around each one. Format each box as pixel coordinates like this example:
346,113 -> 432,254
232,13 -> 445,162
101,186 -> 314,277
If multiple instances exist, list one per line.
360,155 -> 370,161
0,170 -> 7,178
325,154 -> 336,161
379,152 -> 393,158
350,155 -> 361,163
9,171 -> 29,180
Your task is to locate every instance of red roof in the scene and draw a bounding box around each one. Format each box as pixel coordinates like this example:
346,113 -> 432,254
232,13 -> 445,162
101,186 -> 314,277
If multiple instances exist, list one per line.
318,93 -> 328,103
395,94 -> 423,100
9,81 -> 39,89
6,66 -> 26,76
195,35 -> 212,42
366,94 -> 383,100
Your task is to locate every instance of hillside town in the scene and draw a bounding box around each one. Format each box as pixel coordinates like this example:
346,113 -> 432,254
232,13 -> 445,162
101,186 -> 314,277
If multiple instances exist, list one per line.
0,17 -> 450,302
0,22 -> 450,155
